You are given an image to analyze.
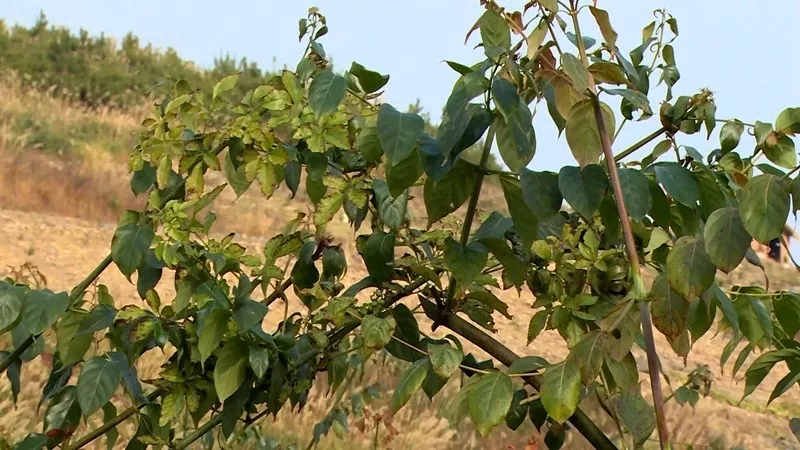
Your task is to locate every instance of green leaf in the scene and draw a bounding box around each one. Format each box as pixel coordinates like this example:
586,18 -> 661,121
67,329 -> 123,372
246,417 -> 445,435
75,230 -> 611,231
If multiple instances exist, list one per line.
520,169 -> 562,219
11,434 -> 47,450
213,74 -> 239,99
589,7 -> 618,55
102,403 -> 119,450
444,238 -> 488,286
616,387 -> 655,448
57,310 -> 92,365
565,99 -> 615,167
735,294 -> 772,345
356,123 -> 383,163
111,223 -> 155,279
690,289 -> 717,342
769,369 -> 800,406
561,53 -> 590,93
604,88 -> 652,116
558,165 -> 608,218
308,71 -> 347,117
232,299 -> 267,331
386,149 -> 423,197
362,315 -> 396,350
650,274 -> 689,343
501,177 -> 539,249
77,355 -> 122,418
466,291 -> 511,319
391,358 -> 430,413
377,104 -> 425,166
775,294 -> 800,339
468,371 -> 513,437
569,330 -> 608,384
743,349 -> 800,401
44,385 -> 81,438
248,346 -> 270,380
704,207 -> 751,273
507,356 -> 548,375
527,310 -> 548,345
653,162 -> 698,208
776,107 -> 800,134
617,168 -> 652,221
494,113 -> 535,174
719,119 -> 745,153
472,211 -> 512,242
666,236 -> 716,301
479,9 -> 510,61
0,283 -> 24,333
214,340 -> 248,402
428,343 -> 463,379
198,307 -> 230,363
362,231 -> 395,283
706,284 -> 739,332
373,179 -> 408,231
348,62 -> 389,93
540,359 -> 581,424
740,174 -> 791,244
22,290 -> 68,336
764,134 -> 797,169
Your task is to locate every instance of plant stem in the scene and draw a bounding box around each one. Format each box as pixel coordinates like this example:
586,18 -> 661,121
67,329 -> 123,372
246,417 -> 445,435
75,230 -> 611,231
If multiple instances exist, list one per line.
423,298 -> 618,450
444,126 -> 496,311
174,414 -> 224,450
782,164 -> 800,180
0,254 -> 113,375
540,6 -> 564,57
65,388 -> 163,450
264,278 -> 292,306
591,95 -> 670,449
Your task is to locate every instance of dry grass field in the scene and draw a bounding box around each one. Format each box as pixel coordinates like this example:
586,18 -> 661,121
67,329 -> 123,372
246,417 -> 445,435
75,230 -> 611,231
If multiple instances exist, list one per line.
1,77 -> 800,450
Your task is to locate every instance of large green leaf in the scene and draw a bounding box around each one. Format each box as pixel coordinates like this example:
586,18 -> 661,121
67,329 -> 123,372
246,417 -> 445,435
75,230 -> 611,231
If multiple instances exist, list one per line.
689,289 -> 718,342
764,135 -> 797,169
775,294 -> 800,339
390,358 -> 430,413
561,53 -> 590,93
362,315 -> 396,350
57,310 -> 92,365
666,236 -> 716,300
214,340 -> 248,403
653,162 -> 698,208
77,355 -> 122,418
557,165 -> 608,218
616,387 -> 656,448
719,119 -> 745,153
703,207 -> 751,273
478,9 -> 510,61
565,99 -> 615,167
776,107 -> 800,134
0,283 -> 24,333
500,177 -> 539,249
428,342 -> 463,379
617,168 -> 652,221
373,179 -> 408,231
540,359 -> 581,424
348,62 -> 389,94
468,371 -> 513,437
740,174 -> 791,244
361,231 -> 395,283
520,169 -> 562,219
44,385 -> 81,437
111,223 -> 155,279
650,274 -> 689,343
308,70 -> 346,117
444,238 -> 488,286
386,149 -> 423,197
568,330 -> 608,384
21,290 -> 68,336
198,307 -> 230,363
735,294 -> 772,345
377,104 -> 425,166
492,77 -> 536,173
232,299 -> 267,331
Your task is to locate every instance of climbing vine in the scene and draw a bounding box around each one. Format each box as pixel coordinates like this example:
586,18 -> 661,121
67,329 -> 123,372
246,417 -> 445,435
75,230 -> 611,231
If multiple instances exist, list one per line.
3,1 -> 800,449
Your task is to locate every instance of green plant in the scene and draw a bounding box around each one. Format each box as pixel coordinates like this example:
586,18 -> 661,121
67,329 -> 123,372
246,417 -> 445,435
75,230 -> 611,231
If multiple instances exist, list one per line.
4,2 -> 800,450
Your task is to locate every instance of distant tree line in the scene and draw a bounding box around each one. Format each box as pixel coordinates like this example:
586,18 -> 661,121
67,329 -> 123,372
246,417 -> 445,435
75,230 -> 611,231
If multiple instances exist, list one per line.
0,11 -> 273,109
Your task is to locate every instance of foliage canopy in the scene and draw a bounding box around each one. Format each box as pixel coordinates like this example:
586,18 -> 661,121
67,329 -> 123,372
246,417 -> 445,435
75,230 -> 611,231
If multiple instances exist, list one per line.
4,2 -> 800,449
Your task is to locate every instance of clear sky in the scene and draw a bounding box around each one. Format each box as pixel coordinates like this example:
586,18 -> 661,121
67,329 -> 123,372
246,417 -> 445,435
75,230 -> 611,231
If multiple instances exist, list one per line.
4,1 -> 800,253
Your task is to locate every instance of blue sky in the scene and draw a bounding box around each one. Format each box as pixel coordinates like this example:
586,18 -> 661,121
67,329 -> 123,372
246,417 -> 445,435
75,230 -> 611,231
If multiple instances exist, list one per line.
4,1 -> 800,253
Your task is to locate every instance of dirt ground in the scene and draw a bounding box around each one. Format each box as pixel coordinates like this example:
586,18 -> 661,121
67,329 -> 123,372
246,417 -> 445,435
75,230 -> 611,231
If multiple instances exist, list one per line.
1,207 -> 800,449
